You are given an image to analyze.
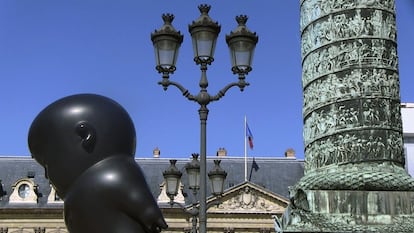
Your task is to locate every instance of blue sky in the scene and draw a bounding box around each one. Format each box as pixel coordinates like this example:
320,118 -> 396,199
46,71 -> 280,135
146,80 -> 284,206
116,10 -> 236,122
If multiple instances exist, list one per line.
0,1 -> 413,159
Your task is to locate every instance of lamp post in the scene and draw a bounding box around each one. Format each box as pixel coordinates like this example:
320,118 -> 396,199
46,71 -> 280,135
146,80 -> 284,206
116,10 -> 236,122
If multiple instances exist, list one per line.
151,4 -> 258,233
163,154 -> 227,233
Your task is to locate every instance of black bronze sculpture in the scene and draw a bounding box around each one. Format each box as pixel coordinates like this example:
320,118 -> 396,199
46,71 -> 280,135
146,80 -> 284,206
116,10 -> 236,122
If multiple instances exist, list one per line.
28,93 -> 168,233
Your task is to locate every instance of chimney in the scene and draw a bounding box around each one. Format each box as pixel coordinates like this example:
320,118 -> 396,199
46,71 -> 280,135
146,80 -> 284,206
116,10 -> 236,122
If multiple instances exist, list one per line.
216,147 -> 227,157
284,148 -> 295,158
153,147 -> 160,158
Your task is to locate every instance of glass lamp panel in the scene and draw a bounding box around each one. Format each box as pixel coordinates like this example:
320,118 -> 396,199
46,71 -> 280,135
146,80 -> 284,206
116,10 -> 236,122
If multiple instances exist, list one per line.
165,176 -> 180,196
154,39 -> 180,69
209,175 -> 224,195
229,40 -> 255,71
187,168 -> 200,190
191,30 -> 217,60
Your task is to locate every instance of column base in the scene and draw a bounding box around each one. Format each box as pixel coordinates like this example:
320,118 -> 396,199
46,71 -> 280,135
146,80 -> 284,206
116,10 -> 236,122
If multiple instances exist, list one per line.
294,162 -> 414,191
281,190 -> 414,232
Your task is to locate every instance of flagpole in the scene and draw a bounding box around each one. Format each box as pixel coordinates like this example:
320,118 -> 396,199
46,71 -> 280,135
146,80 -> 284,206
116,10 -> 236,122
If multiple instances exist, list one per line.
244,115 -> 247,181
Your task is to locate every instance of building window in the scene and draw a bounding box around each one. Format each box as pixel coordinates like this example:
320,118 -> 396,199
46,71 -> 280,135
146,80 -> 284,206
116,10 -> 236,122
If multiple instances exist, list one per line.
18,184 -> 30,198
9,179 -> 38,204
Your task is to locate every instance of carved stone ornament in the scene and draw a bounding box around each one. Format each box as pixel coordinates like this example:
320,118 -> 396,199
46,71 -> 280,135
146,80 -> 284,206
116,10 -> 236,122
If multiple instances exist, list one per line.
208,182 -> 287,214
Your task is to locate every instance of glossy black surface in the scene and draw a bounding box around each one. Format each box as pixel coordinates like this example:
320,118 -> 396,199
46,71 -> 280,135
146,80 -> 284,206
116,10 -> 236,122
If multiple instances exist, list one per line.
28,93 -> 167,233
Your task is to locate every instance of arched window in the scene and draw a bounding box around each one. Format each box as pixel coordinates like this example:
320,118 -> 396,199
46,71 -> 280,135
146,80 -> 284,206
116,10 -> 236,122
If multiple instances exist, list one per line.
9,179 -> 38,204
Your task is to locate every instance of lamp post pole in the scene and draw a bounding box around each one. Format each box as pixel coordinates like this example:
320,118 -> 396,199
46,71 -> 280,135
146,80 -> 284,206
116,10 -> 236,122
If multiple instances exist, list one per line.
152,4 -> 258,233
199,105 -> 208,233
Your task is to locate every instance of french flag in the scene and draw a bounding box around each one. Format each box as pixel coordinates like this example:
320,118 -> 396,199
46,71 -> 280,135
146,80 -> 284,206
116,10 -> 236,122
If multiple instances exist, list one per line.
246,122 -> 254,150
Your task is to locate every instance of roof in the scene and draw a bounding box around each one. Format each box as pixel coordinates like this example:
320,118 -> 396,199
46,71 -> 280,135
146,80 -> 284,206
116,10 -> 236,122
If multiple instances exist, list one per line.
0,156 -> 304,208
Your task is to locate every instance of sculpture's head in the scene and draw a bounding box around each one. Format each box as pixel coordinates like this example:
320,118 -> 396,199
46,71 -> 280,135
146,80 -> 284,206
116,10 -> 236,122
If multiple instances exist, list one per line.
28,94 -> 136,197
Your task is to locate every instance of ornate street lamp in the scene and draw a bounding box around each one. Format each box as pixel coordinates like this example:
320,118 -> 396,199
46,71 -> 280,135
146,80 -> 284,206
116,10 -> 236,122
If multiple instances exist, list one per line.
185,153 -> 201,192
226,15 -> 258,75
188,4 -> 221,65
162,160 -> 182,203
162,156 -> 227,233
208,160 -> 227,196
152,4 -> 258,233
150,14 -> 183,75
162,156 -> 227,202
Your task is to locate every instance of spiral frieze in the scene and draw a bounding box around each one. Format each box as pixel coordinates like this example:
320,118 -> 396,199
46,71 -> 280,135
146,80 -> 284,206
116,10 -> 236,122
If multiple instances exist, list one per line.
300,0 -> 395,33
300,0 -> 407,179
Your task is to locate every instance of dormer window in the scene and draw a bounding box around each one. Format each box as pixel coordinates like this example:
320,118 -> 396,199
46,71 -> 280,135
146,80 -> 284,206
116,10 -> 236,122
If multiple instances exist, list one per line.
9,179 -> 38,204
47,184 -> 63,204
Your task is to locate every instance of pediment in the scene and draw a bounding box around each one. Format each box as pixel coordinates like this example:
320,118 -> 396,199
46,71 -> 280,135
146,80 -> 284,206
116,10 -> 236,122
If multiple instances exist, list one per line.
207,181 -> 289,214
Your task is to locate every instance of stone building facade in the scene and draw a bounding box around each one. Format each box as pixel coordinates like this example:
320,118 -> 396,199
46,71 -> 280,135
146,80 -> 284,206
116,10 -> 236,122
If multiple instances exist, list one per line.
0,154 -> 304,233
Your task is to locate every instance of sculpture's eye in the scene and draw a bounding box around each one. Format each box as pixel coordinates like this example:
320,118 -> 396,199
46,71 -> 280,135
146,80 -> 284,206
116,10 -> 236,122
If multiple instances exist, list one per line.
75,122 -> 96,153
76,122 -> 89,139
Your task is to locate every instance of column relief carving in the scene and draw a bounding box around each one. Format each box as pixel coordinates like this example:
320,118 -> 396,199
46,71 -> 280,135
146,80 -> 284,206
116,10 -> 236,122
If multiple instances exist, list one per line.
300,0 -> 395,31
